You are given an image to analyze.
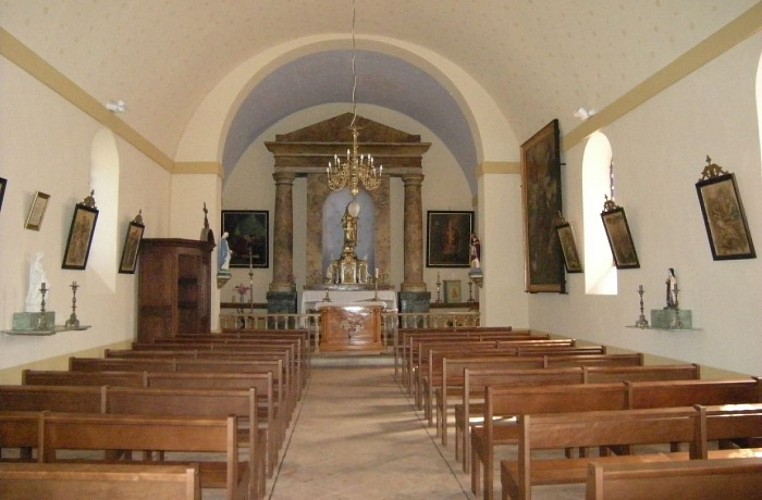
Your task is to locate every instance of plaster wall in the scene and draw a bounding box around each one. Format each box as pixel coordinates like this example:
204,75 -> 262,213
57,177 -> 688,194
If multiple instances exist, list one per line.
528,35 -> 762,376
0,58 -> 172,375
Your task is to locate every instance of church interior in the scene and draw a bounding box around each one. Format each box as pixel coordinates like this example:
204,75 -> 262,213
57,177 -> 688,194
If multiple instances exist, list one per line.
1,1 -> 761,498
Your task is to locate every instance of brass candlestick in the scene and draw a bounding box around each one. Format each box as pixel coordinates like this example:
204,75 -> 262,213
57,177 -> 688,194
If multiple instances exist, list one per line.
435,272 -> 442,303
65,281 -> 80,329
467,278 -> 475,302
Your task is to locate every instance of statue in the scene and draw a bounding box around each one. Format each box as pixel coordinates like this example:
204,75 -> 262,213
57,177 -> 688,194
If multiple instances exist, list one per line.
665,268 -> 677,309
470,233 -> 481,269
342,206 -> 358,252
218,232 -> 232,272
25,251 -> 48,312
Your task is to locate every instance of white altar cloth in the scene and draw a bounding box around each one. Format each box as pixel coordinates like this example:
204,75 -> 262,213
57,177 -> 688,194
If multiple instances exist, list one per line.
300,290 -> 396,314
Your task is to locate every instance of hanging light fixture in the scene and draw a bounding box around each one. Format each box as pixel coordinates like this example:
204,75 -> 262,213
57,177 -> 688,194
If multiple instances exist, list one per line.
326,0 -> 382,198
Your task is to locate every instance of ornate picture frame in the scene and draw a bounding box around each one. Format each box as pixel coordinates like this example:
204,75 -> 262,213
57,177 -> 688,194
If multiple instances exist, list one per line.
601,205 -> 640,269
24,191 -> 50,230
555,220 -> 582,273
118,216 -> 145,274
426,210 -> 473,267
443,280 -> 462,303
221,210 -> 269,268
62,202 -> 99,270
521,119 -> 564,292
696,171 -> 755,260
0,177 -> 7,213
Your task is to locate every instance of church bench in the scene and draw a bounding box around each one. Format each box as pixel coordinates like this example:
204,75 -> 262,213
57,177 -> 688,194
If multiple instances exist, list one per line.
23,369 -> 147,387
421,347 -> 643,434
472,377 -> 761,499
0,411 -> 44,462
453,364 -> 701,471
452,367 -> 586,470
399,329 -> 543,387
0,385 -> 105,413
40,412 -> 251,500
585,457 -> 762,500
0,462 -> 201,500
499,406 -> 705,500
103,386 -> 267,494
412,338 -> 573,402
472,382 -> 630,499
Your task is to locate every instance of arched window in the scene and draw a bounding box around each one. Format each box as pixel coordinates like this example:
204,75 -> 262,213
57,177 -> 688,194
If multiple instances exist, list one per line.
582,131 -> 616,295
90,128 -> 119,290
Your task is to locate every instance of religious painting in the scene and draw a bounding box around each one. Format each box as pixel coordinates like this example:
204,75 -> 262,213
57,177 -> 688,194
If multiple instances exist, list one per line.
24,190 -> 50,230
118,217 -> 145,274
556,220 -> 582,273
696,172 -> 755,260
521,119 -> 564,292
0,177 -> 7,213
426,211 -> 473,267
62,203 -> 99,270
443,280 -> 462,303
601,206 -> 640,269
221,210 -> 269,268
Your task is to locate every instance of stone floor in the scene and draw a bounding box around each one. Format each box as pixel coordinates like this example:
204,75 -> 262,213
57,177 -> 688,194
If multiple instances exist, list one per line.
265,357 -> 585,499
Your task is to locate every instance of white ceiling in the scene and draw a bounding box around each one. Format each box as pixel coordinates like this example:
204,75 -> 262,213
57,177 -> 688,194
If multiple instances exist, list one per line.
1,0 -> 755,189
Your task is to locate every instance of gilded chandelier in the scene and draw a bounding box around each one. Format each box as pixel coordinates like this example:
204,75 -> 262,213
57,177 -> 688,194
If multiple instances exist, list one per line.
325,0 -> 382,198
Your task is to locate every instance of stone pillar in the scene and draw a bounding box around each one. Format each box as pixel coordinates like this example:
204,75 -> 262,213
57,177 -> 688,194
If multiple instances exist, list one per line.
401,173 -> 426,293
268,171 -> 297,313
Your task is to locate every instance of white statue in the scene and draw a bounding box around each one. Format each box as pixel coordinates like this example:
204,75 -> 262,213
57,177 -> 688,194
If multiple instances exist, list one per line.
218,232 -> 232,272
25,251 -> 48,312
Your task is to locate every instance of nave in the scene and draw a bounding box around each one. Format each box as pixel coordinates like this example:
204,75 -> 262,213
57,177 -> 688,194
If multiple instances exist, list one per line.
266,359 -> 580,500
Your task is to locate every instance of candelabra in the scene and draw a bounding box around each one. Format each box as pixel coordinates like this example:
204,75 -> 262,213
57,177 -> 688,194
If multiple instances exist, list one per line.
634,284 -> 649,328
65,281 -> 80,329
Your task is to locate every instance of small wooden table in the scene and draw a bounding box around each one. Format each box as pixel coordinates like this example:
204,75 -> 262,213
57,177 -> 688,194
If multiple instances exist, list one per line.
318,303 -> 383,353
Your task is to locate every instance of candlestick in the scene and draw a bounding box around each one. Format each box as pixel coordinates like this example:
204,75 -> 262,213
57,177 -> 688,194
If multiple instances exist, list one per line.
37,282 -> 49,330
435,272 -> 442,303
634,284 -> 649,328
65,281 -> 80,329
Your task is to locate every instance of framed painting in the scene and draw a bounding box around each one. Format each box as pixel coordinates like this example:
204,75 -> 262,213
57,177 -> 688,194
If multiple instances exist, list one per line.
221,210 -> 269,268
696,172 -> 755,260
443,280 -> 462,303
62,203 -> 99,270
118,218 -> 145,274
0,177 -> 6,212
426,211 -> 473,267
25,191 -> 50,230
521,119 -> 564,292
601,206 -> 640,269
556,221 -> 582,273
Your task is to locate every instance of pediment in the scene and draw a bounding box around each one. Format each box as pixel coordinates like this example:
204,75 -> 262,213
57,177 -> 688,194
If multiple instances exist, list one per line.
274,113 -> 420,144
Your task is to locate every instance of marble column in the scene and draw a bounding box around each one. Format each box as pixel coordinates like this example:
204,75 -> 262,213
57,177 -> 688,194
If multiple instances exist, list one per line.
401,173 -> 426,292
270,171 -> 296,293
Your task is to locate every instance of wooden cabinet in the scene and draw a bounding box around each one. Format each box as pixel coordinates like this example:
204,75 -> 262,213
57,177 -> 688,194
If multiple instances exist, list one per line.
137,238 -> 213,343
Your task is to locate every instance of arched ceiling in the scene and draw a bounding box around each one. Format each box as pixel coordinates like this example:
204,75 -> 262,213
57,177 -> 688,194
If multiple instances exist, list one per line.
222,49 -> 476,185
1,1 -> 756,191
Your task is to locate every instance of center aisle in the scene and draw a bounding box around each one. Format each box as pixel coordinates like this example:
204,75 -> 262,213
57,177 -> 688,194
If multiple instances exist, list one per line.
268,363 -> 471,499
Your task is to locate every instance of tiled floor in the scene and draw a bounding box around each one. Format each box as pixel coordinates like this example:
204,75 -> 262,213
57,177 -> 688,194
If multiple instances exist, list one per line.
266,359 -> 584,499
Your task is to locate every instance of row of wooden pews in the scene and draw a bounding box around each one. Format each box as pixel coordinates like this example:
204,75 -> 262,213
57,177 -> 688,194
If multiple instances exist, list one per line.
396,326 -> 762,500
0,328 -> 311,500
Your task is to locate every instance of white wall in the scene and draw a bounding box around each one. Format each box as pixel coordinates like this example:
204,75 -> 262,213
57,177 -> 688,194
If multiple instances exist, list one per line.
0,57 -> 172,375
528,35 -> 762,376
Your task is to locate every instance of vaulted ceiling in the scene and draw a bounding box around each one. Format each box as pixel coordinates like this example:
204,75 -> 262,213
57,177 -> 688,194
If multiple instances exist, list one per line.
1,1 -> 755,191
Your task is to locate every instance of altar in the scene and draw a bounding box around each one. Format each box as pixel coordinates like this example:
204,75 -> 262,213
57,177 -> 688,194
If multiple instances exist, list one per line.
300,289 -> 397,314
317,301 -> 385,353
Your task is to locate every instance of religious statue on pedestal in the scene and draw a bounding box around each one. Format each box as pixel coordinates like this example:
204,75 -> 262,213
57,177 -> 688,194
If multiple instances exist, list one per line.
324,199 -> 371,287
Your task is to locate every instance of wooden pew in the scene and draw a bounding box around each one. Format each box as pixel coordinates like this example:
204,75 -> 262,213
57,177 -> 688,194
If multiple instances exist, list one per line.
0,385 -> 105,413
104,386 -> 266,495
453,364 -> 700,471
0,411 -> 43,462
471,377 -> 761,499
585,457 -> 762,500
0,463 -> 201,500
23,369 -> 147,387
427,351 -> 641,433
40,412 -> 250,500
500,406 -> 706,500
